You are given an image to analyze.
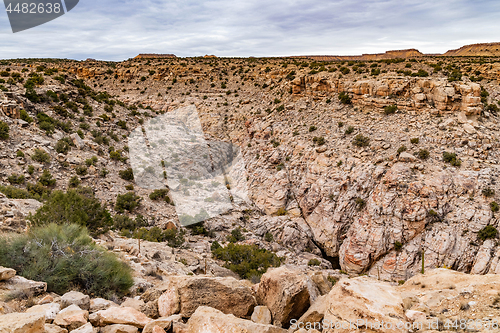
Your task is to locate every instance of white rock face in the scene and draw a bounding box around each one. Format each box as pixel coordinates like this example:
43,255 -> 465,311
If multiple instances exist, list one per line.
26,303 -> 61,322
0,313 -> 45,333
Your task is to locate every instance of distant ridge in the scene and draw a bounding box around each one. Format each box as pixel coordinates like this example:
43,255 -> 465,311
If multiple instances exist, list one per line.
134,54 -> 177,59
443,42 -> 500,57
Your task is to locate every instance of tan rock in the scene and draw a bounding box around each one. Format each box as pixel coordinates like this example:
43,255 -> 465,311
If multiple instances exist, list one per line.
53,304 -> 89,331
61,291 -> 90,311
143,316 -> 180,333
398,152 -> 417,162
323,276 -> 407,333
26,303 -> 61,322
186,306 -> 287,333
38,295 -> 54,305
151,326 -> 165,333
44,324 -> 68,333
89,298 -> 117,313
292,295 -> 328,332
70,322 -> 94,333
256,266 -> 319,327
120,298 -> 145,312
0,267 -> 15,281
93,307 -> 152,328
0,313 -> 45,333
100,324 -> 138,333
251,306 -> 272,325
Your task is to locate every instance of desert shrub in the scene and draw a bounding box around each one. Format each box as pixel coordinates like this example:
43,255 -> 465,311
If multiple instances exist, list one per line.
0,185 -> 38,200
68,176 -> 81,188
394,241 -> 403,251
113,214 -> 148,232
227,227 -> 245,243
264,232 -> 274,242
313,136 -> 325,146
32,148 -> 50,163
410,138 -> 419,144
55,139 -> 71,154
212,243 -> 282,280
0,223 -> 133,298
478,225 -> 498,241
85,156 -> 98,166
345,126 -> 354,135
76,165 -> 88,176
149,189 -> 169,201
119,168 -> 134,181
0,121 -> 9,140
309,125 -> 317,132
17,150 -> 25,158
443,151 -> 461,167
417,149 -> 430,160
397,145 -> 407,155
7,174 -> 25,185
384,105 -> 398,115
126,227 -> 185,248
115,192 -> 142,213
482,187 -> 495,197
308,259 -> 321,266
490,201 -> 499,212
20,110 -> 33,123
353,134 -> 370,147
355,197 -> 366,210
39,170 -> 56,187
29,187 -> 113,236
338,91 -> 352,104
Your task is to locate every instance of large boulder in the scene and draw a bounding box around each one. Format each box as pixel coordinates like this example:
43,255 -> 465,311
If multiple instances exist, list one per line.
92,307 -> 152,328
185,306 -> 287,333
70,323 -> 95,333
157,276 -> 256,318
26,303 -> 61,322
0,313 -> 45,333
0,276 -> 47,297
53,304 -> 89,331
61,291 -> 90,311
323,276 -> 407,333
0,267 -> 15,281
100,324 -> 138,333
255,266 -> 320,328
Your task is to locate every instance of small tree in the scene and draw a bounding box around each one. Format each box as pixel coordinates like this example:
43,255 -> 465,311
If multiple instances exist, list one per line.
115,192 -> 142,213
0,121 -> 9,140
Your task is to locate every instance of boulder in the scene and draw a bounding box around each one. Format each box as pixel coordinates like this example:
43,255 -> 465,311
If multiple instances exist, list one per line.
61,291 -> 90,311
70,133 -> 85,150
0,276 -> 47,296
323,276 -> 407,333
251,306 -> 272,325
70,323 -> 95,333
0,267 -> 15,281
89,298 -> 117,313
186,306 -> 287,333
255,267 -> 320,327
120,298 -> 145,312
292,295 -> 328,332
158,276 -> 256,318
44,324 -> 68,333
0,313 -> 45,333
26,303 -> 61,322
143,316 -> 181,333
100,324 -> 138,333
398,152 -> 417,163
53,304 -> 89,331
92,307 -> 152,328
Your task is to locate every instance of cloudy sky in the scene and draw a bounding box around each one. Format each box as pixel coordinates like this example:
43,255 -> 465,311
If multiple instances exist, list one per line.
0,0 -> 499,61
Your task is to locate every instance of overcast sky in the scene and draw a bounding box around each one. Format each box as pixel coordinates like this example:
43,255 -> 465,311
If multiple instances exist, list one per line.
0,0 -> 499,61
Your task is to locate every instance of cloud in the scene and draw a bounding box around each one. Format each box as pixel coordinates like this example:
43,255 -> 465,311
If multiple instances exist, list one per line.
0,0 -> 499,60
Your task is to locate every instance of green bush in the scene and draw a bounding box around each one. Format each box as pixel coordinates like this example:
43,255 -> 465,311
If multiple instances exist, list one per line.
119,168 -> 134,181
410,138 -> 419,144
309,125 -> 317,132
227,227 -> 245,243
417,149 -> 430,160
29,187 -> 113,236
397,145 -> 407,155
482,187 -> 495,197
345,126 -> 354,135
264,232 -> 274,242
68,176 -> 81,188
338,92 -> 352,104
115,192 -> 142,213
313,136 -> 325,146
384,105 -> 398,115
490,201 -> 499,212
0,223 -> 133,298
39,170 -> 56,187
55,139 -> 71,155
7,174 -> 25,185
212,243 -> 282,280
443,151 -> 461,167
149,189 -> 169,201
394,241 -> 403,251
478,225 -> 498,241
113,214 -> 148,232
308,259 -> 321,266
17,150 -> 25,158
124,226 -> 185,248
85,156 -> 98,166
355,197 -> 366,210
76,165 -> 88,176
353,134 -> 370,147
32,148 -> 50,163
20,110 -> 33,124
0,121 -> 9,140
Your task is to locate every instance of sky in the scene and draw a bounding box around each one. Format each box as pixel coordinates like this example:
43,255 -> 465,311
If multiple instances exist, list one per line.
0,0 -> 499,61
